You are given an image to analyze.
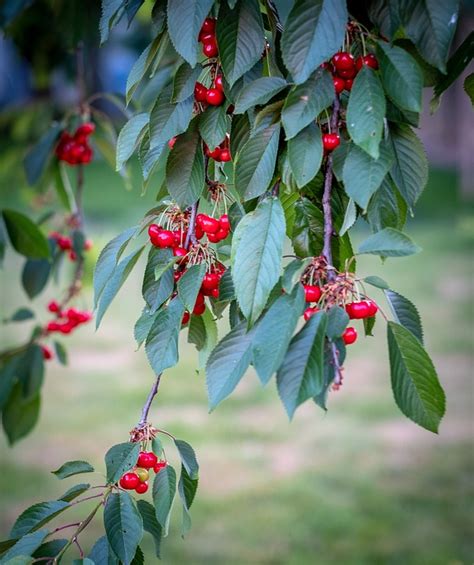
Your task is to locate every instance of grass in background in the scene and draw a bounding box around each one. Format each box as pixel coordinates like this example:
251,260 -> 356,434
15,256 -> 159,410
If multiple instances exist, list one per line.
0,164 -> 473,564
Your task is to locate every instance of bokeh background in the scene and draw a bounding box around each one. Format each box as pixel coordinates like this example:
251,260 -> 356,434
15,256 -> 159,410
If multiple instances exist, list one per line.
0,3 -> 473,564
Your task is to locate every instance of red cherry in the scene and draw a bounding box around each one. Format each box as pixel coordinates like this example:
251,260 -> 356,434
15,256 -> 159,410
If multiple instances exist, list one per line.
168,136 -> 177,149
154,461 -> 167,473
119,472 -> 140,490
195,224 -> 204,239
68,250 -> 77,261
197,214 -> 220,234
333,76 -> 345,95
215,75 -> 224,92
80,145 -> 93,164
344,78 -> 354,91
182,311 -> 190,325
193,301 -> 206,315
46,321 -> 60,333
58,322 -> 74,334
365,300 -> 378,316
219,214 -> 230,231
48,300 -> 60,313
207,147 -> 222,160
332,52 -> 355,71
172,230 -> 184,247
206,88 -> 224,106
355,54 -> 378,71
337,67 -> 356,79
322,133 -> 340,152
304,285 -> 322,302
174,270 -> 184,282
199,31 -> 215,43
210,287 -> 220,299
135,481 -> 149,494
148,224 -> 161,238
137,451 -> 158,469
345,301 -> 371,319
219,148 -> 231,162
216,228 -> 229,241
41,345 -> 53,360
303,306 -> 319,321
202,272 -> 220,291
153,230 -> 175,248
83,239 -> 93,251
57,236 -> 72,251
173,247 -> 188,260
343,326 -> 358,345
194,82 -> 208,103
75,122 -> 95,137
201,17 -> 216,34
207,232 -> 221,243
203,40 -> 218,58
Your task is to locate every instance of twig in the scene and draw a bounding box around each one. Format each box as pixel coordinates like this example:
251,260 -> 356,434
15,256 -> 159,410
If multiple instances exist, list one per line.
322,97 -> 340,281
73,537 -> 84,558
330,342 -> 344,385
137,373 -> 162,427
70,492 -> 104,506
185,201 -> 199,249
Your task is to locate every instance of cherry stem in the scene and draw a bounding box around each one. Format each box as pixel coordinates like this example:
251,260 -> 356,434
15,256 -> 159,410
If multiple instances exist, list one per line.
331,342 -> 344,384
322,97 -> 340,282
70,492 -> 104,506
73,537 -> 84,558
138,373 -> 162,427
51,522 -> 81,534
185,201 -> 199,249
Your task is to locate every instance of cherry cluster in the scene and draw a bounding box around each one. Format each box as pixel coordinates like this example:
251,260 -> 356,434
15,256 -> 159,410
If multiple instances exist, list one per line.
148,224 -> 188,258
55,122 -> 95,165
194,76 -> 224,107
50,232 -> 93,261
119,451 -> 167,495
204,135 -> 231,162
325,51 -> 378,95
196,213 -> 230,243
45,301 -> 92,335
198,17 -> 218,58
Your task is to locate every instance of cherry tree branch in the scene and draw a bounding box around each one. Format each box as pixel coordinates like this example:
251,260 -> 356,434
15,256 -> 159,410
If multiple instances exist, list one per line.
137,373 -> 162,427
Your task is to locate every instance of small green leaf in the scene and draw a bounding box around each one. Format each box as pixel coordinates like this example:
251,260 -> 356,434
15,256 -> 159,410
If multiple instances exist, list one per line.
21,258 -> 51,299
23,124 -> 62,186
277,311 -> 327,418
2,384 -> 40,445
385,289 -> 423,343
177,465 -> 198,536
177,264 -> 206,313
126,34 -> 163,104
136,500 -> 162,559
0,531 -> 48,563
2,210 -> 50,260
358,228 -> 421,257
142,248 -> 174,313
52,460 -> 94,480
11,501 -> 70,538
172,62 -> 202,103
149,85 -> 194,150
152,464 -> 176,532
58,483 -> 90,503
231,197 -> 286,324
116,113 -> 149,171
105,442 -> 141,485
88,536 -> 119,565
104,492 -> 143,565
32,539 -> 68,560
339,198 -> 357,236
464,73 -> 474,106
288,123 -> 323,188
234,77 -> 288,114
100,0 -> 125,43
53,341 -> 67,366
174,439 -> 199,479
281,259 -> 311,294
198,105 -> 229,153
325,306 -> 349,340
10,308 -> 35,322
346,66 -> 386,159
364,275 -> 390,289
387,322 -> 445,433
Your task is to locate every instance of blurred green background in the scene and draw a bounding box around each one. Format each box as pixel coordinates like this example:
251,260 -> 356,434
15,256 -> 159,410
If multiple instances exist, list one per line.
0,159 -> 473,564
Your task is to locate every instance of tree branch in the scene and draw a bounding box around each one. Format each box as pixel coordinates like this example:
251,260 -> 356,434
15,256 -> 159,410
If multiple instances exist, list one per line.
137,373 -> 162,427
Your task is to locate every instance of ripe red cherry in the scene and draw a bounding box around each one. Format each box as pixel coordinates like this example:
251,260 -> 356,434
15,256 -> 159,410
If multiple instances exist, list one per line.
201,17 -> 216,34
206,88 -> 224,106
219,148 -> 231,162
48,300 -> 60,313
154,461 -> 167,473
172,230 -> 184,247
199,32 -> 215,44
153,230 -> 175,248
344,78 -> 354,91
219,214 -> 230,231
168,136 -> 177,149
333,76 -> 345,95
76,122 -> 95,137
366,300 -> 378,316
216,228 -> 229,241
41,345 -> 53,360
193,301 -> 206,315
135,481 -> 149,494
322,133 -> 340,152
332,52 -> 355,71
355,53 -> 379,71
202,272 -> 220,291
137,451 -> 158,469
345,301 -> 371,319
304,285 -> 322,302
303,306 -> 319,321
182,311 -> 190,325
343,326 -> 358,345
197,214 -> 220,234
215,75 -> 224,91
194,82 -> 208,103
84,239 -> 93,251
148,224 -> 161,238
207,147 -> 222,160
207,232 -> 220,243
210,287 -> 219,298
173,247 -> 188,260
203,40 -> 218,58
337,67 -> 356,79
119,472 -> 140,490
195,224 -> 204,239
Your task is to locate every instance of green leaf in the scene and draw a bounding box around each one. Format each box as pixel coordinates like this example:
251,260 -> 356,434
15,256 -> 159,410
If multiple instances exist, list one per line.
230,113 -> 251,158
151,437 -> 163,458
167,0 -> 214,67
105,442 -> 141,485
325,306 -> 349,340
206,321 -> 253,410
172,62 -> 202,103
149,85 -> 194,149
11,501 -> 70,538
339,198 -> 357,236
0,531 -> 48,563
177,465 -> 198,536
32,539 -> 68,560
198,105 -> 229,151
142,248 -> 174,313
2,210 -> 50,260
116,113 -> 149,171
387,321 -> 445,433
403,0 -> 459,73
152,464 -> 176,532
364,275 -> 390,290
217,268 -> 235,302
377,41 -> 423,113
385,289 -> 423,343
88,536 -> 119,565
53,341 -> 67,366
234,77 -> 288,114
166,120 -> 204,208
126,34 -> 163,104
231,197 -> 286,324
388,124 -> 428,212
281,258 -> 311,294
72,559 -> 95,565
287,123 -> 323,188
18,345 -> 44,399
95,246 -> 145,328
2,384 -> 40,445
93,226 -> 137,308
174,439 -> 199,479
100,0 -> 125,43
358,228 -> 421,257
198,308 -> 218,369
281,0 -> 347,84
252,285 -> 305,384
104,492 -> 143,565
145,298 -> 185,375
281,68 -> 334,138
23,123 -> 62,186
276,311 -> 327,418
134,310 -> 157,349
177,264 -> 206,313
10,308 -> 34,322
346,66 -> 386,159
136,501 -> 161,559
58,483 -> 90,503
342,140 -> 394,210
234,123 -> 280,200
52,460 -> 94,480
367,177 -> 406,233
464,73 -> 474,106
216,0 -> 265,86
